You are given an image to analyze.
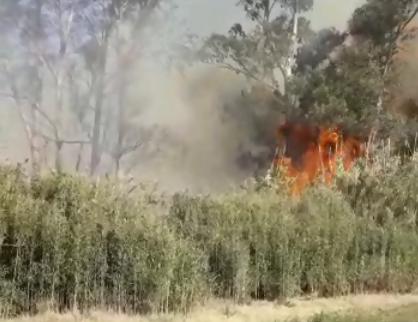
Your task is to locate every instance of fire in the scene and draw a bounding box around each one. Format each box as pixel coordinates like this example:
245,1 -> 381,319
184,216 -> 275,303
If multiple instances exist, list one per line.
270,120 -> 368,195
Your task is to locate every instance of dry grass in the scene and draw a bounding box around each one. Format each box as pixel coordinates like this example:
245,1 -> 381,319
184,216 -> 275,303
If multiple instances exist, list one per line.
2,294 -> 418,322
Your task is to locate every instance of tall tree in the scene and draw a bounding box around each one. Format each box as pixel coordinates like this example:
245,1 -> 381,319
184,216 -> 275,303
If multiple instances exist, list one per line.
291,0 -> 418,125
198,0 -> 315,97
74,0 -> 164,175
348,0 -> 418,69
348,0 -> 418,109
0,0 -> 172,174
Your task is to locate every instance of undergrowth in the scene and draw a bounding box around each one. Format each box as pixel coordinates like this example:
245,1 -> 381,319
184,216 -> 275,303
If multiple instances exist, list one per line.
1,149 -> 418,317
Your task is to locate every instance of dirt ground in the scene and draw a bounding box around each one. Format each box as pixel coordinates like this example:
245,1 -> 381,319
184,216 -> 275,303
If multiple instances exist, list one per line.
2,294 -> 418,322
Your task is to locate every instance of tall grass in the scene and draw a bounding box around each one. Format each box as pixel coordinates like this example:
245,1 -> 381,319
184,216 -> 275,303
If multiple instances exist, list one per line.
1,149 -> 418,317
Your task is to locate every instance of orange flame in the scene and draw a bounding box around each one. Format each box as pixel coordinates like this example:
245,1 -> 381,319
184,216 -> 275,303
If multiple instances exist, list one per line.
271,121 -> 367,195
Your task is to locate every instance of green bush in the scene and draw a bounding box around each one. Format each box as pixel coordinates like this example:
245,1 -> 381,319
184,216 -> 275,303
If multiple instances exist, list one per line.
1,153 -> 418,317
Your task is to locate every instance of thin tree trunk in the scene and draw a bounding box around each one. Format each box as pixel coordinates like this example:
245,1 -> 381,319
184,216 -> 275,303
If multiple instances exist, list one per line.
90,25 -> 111,175
29,0 -> 44,174
114,52 -> 127,176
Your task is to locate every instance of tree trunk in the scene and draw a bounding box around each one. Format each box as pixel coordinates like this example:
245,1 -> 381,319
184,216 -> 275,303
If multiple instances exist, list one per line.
89,25 -> 111,175
29,0 -> 44,174
114,52 -> 128,176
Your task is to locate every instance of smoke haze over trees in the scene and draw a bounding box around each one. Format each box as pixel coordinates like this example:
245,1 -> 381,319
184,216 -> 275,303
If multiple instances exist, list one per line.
1,0 -> 418,193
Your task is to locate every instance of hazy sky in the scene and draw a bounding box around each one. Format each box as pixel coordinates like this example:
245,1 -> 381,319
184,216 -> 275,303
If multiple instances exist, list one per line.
181,0 -> 367,37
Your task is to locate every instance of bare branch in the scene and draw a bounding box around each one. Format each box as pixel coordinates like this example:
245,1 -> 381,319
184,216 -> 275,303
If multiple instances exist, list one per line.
38,132 -> 90,145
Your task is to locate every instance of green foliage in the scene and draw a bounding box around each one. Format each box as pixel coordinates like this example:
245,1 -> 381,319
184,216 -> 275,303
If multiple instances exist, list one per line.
239,0 -> 314,22
201,17 -> 293,88
199,0 -> 316,92
297,42 -> 386,124
197,0 -> 418,131
293,27 -> 347,75
2,156 -> 418,316
347,0 -> 418,77
0,167 -> 206,316
348,0 -> 418,48
197,0 -> 418,137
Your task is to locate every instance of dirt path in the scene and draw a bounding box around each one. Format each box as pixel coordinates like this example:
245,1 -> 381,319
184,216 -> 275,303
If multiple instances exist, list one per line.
2,294 -> 418,322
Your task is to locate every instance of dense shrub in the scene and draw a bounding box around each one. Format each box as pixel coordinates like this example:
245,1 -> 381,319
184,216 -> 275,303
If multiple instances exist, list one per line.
0,167 -> 206,316
1,153 -> 418,317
